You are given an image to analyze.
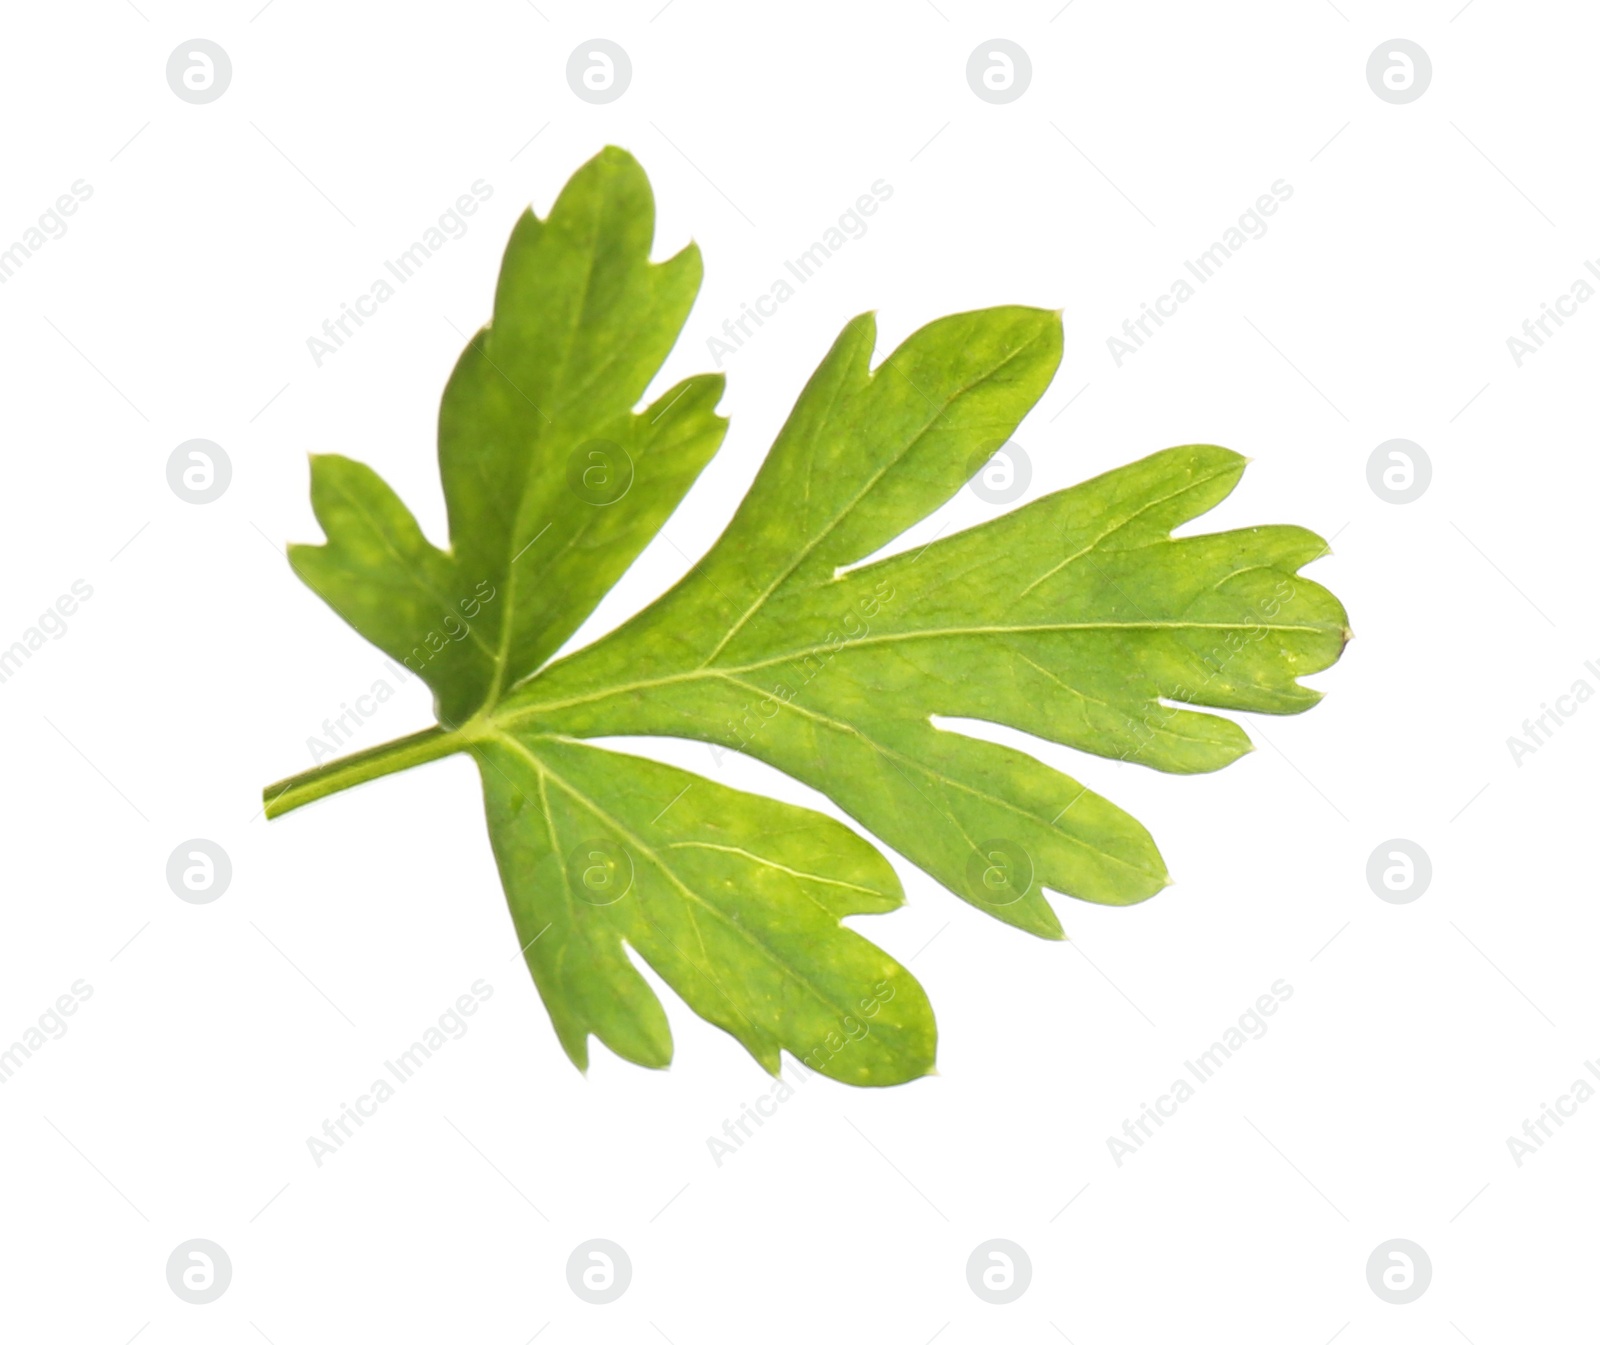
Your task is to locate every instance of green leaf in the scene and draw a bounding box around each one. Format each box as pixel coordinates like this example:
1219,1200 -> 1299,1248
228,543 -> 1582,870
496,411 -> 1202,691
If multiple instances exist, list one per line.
266,146 -> 1350,1085
475,734 -> 932,1082
290,145 -> 728,727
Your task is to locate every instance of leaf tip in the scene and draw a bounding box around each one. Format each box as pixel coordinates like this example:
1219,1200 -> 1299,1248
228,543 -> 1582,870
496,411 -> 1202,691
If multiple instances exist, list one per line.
1036,911 -> 1067,941
667,235 -> 705,285
563,1038 -> 591,1075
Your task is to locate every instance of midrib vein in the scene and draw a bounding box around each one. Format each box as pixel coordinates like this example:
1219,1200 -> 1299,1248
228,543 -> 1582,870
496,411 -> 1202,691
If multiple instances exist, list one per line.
481,195 -> 606,706
497,617 -> 1339,726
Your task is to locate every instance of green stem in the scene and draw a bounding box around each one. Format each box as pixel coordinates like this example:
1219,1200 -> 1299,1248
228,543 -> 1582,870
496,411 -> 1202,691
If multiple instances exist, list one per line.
263,725 -> 469,819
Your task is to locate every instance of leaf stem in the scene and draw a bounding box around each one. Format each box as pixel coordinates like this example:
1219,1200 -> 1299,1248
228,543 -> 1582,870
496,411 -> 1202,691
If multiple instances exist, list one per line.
262,725 -> 468,819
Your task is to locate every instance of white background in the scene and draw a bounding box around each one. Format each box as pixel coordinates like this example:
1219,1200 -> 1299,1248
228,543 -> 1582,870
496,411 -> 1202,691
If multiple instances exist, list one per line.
1,2 -> 1593,1341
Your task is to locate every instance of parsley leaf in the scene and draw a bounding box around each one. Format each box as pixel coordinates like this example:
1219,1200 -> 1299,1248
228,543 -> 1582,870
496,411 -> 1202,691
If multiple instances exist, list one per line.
266,147 -> 1349,1085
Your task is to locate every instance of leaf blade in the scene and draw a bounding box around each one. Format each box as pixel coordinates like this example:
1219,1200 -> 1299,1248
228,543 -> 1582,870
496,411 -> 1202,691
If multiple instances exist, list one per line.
271,150 -> 1350,1084
475,733 -> 936,1083
503,420 -> 1346,931
437,147 -> 726,720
